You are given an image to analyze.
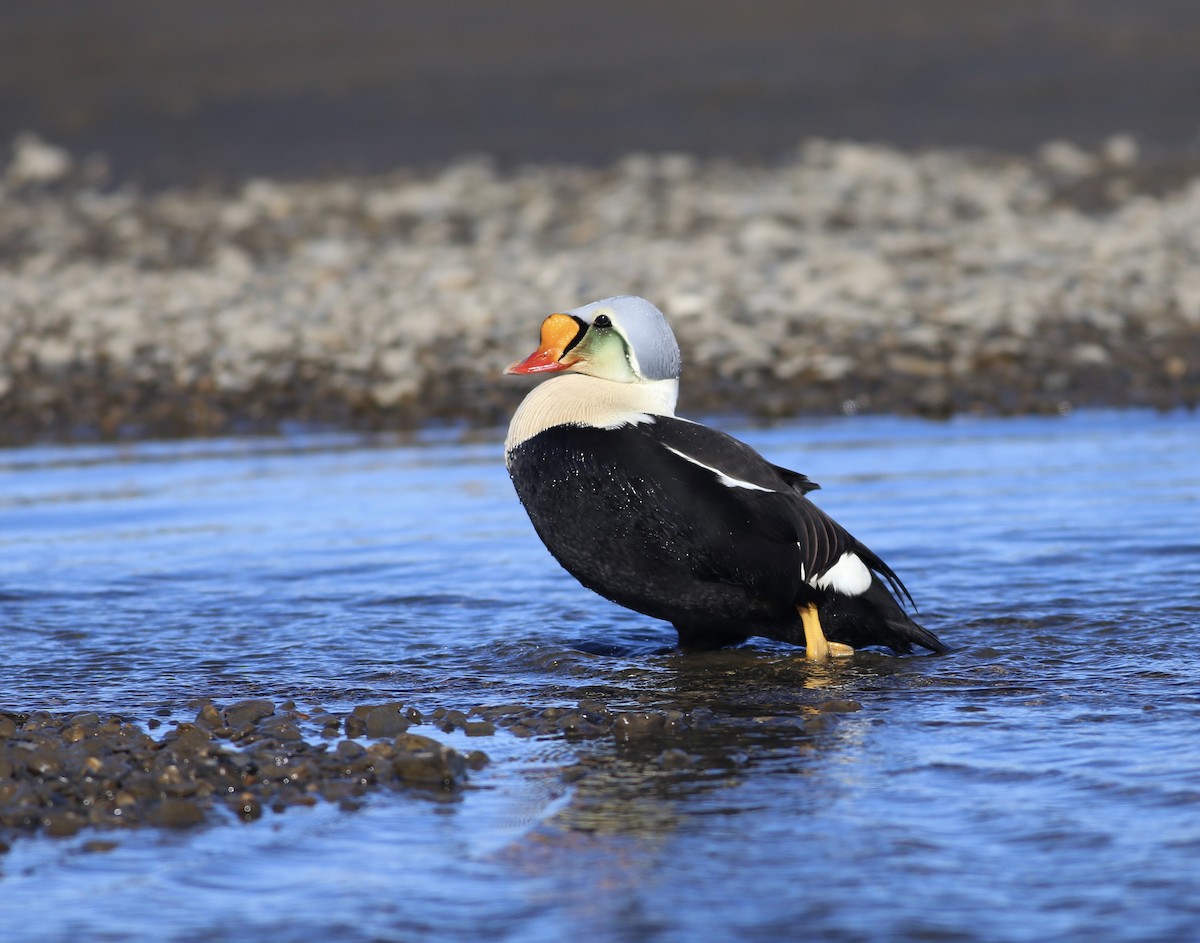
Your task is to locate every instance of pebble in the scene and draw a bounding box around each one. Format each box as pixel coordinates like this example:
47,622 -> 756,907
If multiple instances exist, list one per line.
816,699 -> 863,714
0,133 -> 1197,445
612,712 -> 667,742
364,703 -> 410,738
224,699 -> 276,730
654,749 -> 699,770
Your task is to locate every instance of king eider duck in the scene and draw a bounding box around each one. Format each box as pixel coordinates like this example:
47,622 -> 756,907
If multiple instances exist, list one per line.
504,296 -> 947,660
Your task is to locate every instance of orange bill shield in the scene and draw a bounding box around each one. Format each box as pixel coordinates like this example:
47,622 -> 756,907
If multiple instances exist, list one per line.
504,313 -> 586,374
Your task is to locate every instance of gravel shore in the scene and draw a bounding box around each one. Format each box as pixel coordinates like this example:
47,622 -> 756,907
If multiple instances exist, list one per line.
0,701 -> 487,845
2,133 -> 1197,444
0,694 -> 788,846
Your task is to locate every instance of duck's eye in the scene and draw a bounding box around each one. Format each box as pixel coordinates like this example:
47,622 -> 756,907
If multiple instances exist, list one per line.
593,314 -> 612,328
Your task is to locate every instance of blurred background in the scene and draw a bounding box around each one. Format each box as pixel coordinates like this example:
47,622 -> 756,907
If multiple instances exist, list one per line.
2,1 -> 1198,441
4,0 -> 1200,185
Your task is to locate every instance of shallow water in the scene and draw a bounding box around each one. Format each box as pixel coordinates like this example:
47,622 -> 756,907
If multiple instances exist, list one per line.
2,410 -> 1198,943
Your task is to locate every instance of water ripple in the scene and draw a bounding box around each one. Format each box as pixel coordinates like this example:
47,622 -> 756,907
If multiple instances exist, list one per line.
1,411 -> 1199,943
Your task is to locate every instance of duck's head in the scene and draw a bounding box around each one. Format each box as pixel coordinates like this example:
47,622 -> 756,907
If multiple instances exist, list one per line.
505,296 -> 681,383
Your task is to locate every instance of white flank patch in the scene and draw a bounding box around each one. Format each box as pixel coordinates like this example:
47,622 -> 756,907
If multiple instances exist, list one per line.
663,446 -> 774,492
810,552 -> 873,596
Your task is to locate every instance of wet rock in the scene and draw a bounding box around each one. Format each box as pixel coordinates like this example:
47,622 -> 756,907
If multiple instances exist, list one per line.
195,704 -> 225,729
231,793 -> 263,821
464,751 -> 489,771
57,719 -> 86,743
431,706 -> 471,732
561,764 -> 590,784
364,703 -> 410,738
392,743 -> 467,789
41,811 -> 87,838
816,699 -> 863,714
471,704 -> 530,720
165,723 -> 214,757
225,699 -> 276,730
24,748 -> 62,777
257,714 -> 305,742
612,712 -> 667,742
654,749 -> 699,770
148,799 -> 206,829
254,748 -> 299,781
802,714 -> 840,735
318,781 -> 355,803
335,740 -> 367,760
556,713 -> 609,739
393,733 -> 446,754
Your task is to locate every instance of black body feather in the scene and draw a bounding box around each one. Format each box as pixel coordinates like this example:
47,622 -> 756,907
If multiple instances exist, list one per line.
507,417 -> 946,654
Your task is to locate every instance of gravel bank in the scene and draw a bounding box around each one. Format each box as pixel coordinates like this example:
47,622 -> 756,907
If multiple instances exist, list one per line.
2,133 -> 1198,444
0,700 -> 488,847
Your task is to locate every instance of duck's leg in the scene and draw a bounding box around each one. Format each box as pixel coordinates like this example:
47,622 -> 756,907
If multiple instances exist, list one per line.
798,603 -> 854,660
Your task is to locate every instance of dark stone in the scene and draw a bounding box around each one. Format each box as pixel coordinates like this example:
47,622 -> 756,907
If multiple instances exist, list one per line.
165,723 -> 213,757
392,750 -> 465,788
655,749 -> 698,770
195,704 -> 225,729
230,793 -> 263,821
224,699 -> 275,730
816,699 -> 863,714
149,799 -> 205,829
364,704 -> 410,739
612,712 -> 667,742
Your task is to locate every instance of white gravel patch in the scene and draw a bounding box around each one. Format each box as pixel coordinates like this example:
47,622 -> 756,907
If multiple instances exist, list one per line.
0,132 -> 1196,441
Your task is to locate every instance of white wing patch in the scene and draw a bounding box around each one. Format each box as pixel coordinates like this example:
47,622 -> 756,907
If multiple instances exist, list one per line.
807,551 -> 872,596
663,446 -> 775,492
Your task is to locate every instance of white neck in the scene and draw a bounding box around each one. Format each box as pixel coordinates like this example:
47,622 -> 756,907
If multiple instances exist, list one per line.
505,374 -> 679,458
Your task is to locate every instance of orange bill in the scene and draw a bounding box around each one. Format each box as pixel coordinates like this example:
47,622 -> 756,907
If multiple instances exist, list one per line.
505,313 -> 585,374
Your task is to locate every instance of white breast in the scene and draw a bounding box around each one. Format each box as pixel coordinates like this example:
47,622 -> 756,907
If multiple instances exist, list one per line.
505,374 -> 679,461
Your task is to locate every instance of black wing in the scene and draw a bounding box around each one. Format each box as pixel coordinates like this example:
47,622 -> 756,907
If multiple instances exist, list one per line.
644,417 -> 820,494
634,418 -> 870,591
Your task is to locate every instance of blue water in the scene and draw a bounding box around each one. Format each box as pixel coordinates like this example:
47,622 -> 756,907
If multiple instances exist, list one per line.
1,410 -> 1198,942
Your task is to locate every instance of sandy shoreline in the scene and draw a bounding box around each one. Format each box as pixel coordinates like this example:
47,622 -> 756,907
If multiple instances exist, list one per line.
1,133 -> 1197,445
